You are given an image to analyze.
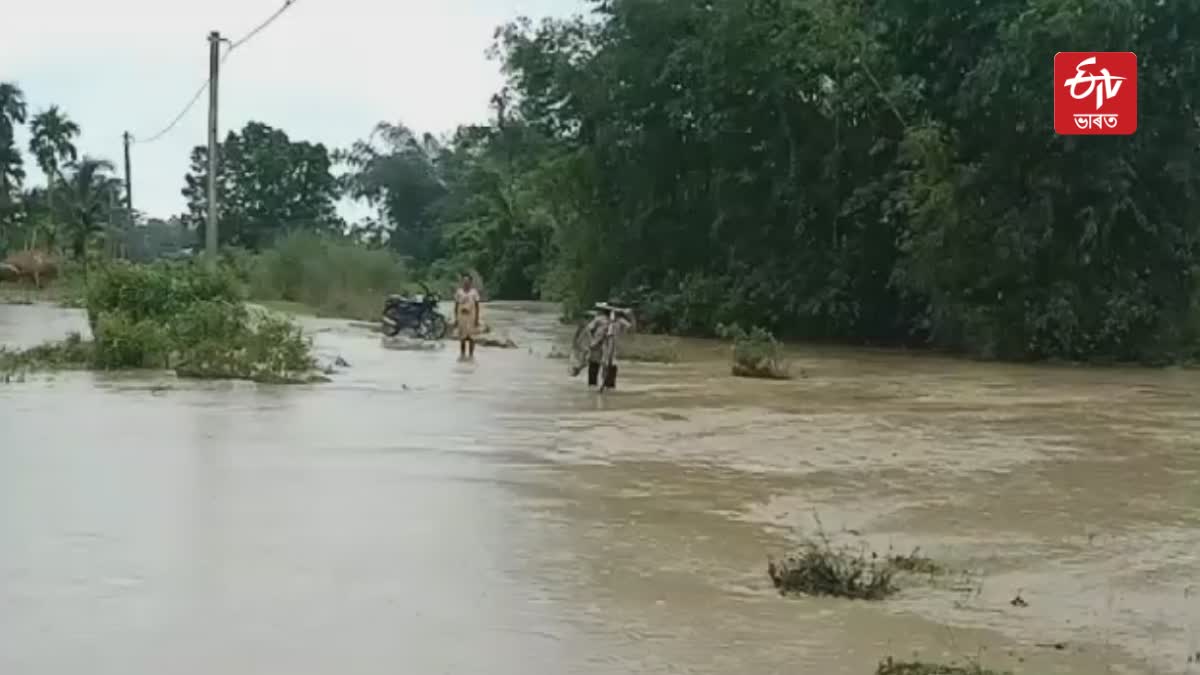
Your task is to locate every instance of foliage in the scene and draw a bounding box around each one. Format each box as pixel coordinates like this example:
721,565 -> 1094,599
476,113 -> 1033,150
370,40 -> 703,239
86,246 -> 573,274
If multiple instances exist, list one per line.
0,82 -> 28,229
173,307 -> 316,383
29,105 -> 80,226
245,230 -> 411,320
717,323 -> 791,379
56,157 -> 124,259
407,0 -> 1200,364
64,261 -> 318,382
0,331 -> 92,376
183,121 -> 343,250
84,260 -> 241,330
337,122 -> 447,262
92,310 -> 171,369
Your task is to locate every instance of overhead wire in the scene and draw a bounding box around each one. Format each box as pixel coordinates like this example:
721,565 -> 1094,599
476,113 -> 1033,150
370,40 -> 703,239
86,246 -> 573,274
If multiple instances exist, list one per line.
130,0 -> 298,145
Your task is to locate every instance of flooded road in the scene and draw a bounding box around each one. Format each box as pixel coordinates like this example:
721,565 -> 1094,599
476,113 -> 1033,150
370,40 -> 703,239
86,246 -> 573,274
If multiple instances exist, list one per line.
2,301 -> 1199,674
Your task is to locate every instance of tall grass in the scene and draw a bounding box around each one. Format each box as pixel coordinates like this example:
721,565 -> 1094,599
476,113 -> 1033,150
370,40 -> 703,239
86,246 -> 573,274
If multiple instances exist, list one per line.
246,231 -> 411,320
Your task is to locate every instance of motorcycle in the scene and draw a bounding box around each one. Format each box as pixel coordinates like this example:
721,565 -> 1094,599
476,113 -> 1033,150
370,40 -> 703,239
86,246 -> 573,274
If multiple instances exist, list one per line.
381,282 -> 448,340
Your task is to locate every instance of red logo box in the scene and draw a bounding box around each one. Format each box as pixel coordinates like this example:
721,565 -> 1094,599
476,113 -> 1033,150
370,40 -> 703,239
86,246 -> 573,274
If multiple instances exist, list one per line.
1054,52 -> 1137,135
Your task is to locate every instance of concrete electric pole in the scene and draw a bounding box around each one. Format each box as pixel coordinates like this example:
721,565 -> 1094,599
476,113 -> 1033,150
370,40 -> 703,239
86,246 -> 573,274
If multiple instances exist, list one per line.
205,30 -> 221,260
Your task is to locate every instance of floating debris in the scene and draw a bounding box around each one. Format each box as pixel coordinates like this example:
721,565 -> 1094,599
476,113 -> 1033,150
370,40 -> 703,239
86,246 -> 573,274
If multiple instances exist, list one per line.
876,658 -> 1007,675
888,548 -> 944,575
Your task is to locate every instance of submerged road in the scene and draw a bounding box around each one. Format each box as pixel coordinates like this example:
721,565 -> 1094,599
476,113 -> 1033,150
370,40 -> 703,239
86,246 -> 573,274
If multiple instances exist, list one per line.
2,301 -> 1199,674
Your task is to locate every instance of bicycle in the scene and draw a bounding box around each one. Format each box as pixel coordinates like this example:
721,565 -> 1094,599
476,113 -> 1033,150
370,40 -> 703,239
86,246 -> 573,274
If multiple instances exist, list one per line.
568,304 -> 631,392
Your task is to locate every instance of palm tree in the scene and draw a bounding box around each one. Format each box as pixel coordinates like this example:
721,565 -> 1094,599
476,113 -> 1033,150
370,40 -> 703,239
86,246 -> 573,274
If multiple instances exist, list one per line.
29,106 -> 80,220
0,142 -> 24,199
57,157 -> 120,260
0,82 -> 26,136
0,82 -> 27,205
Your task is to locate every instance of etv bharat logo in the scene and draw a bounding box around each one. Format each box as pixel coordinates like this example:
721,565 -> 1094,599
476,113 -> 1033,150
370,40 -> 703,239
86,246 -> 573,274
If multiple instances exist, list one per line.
1054,52 -> 1137,135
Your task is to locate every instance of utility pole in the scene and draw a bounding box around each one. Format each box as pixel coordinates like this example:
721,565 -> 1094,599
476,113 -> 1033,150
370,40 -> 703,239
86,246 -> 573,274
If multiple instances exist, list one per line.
122,131 -> 133,216
205,30 -> 221,260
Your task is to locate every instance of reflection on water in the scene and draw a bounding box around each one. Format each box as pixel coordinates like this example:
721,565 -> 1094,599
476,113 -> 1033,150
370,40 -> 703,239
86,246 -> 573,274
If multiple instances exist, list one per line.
1,301 -> 1197,674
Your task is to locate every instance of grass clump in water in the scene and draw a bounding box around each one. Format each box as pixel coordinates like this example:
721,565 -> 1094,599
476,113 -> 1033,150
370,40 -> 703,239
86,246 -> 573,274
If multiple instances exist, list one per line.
876,658 -> 1008,675
768,537 -> 897,600
717,323 -> 790,379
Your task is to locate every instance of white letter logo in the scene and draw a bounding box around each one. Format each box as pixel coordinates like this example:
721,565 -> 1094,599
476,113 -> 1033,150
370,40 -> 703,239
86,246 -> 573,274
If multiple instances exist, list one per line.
1064,56 -> 1126,110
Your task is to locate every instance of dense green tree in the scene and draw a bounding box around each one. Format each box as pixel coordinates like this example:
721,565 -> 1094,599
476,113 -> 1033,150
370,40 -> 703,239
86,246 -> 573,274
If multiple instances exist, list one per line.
452,0 -> 1200,363
182,121 -> 343,250
337,122 -> 447,263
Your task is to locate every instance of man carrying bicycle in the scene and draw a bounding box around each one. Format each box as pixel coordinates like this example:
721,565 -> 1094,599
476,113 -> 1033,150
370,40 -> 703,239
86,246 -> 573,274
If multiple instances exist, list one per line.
584,302 -> 634,389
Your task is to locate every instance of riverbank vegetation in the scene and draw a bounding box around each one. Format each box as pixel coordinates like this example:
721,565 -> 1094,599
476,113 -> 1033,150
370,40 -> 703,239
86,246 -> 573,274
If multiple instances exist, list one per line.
5,1 -> 1199,364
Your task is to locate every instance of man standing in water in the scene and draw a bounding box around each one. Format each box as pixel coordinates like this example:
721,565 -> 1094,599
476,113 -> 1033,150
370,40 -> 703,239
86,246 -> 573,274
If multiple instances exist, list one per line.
454,274 -> 481,361
584,302 -> 634,389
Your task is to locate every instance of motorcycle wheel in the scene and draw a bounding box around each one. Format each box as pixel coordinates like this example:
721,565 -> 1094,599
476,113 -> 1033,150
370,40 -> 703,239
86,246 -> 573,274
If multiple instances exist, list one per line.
417,314 -> 448,340
381,317 -> 402,337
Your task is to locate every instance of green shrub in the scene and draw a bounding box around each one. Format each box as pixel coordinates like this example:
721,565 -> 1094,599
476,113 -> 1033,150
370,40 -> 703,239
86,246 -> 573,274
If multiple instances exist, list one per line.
92,311 -> 170,369
246,231 -> 409,319
717,323 -> 791,379
170,300 -> 250,345
176,310 -> 315,383
85,261 -> 241,331
56,260 -> 321,383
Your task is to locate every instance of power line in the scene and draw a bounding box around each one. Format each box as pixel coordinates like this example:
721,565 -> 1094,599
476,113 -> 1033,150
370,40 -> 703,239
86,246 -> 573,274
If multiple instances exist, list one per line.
130,0 -> 298,145
228,0 -> 296,51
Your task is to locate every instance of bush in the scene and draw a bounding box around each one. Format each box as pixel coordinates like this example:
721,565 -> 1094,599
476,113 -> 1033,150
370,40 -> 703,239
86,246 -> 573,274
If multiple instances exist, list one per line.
4,261 -> 324,384
85,260 -> 241,331
92,311 -> 170,369
176,310 -> 316,383
717,323 -> 791,379
247,231 -> 410,320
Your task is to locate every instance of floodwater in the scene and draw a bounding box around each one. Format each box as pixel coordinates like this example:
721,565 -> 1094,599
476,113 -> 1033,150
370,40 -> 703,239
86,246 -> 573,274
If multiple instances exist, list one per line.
2,300 -> 1199,675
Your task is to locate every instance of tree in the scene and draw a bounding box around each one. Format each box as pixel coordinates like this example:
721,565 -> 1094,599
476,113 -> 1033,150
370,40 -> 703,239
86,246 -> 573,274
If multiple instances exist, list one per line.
0,82 -> 27,214
57,156 -> 122,260
29,105 -> 80,218
337,121 -> 447,263
465,0 -> 1200,362
182,121 -> 343,250
431,117 -> 558,299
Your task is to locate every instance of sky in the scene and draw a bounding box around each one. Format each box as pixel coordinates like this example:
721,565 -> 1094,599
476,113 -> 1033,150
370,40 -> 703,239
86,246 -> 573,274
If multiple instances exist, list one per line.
1,0 -> 583,221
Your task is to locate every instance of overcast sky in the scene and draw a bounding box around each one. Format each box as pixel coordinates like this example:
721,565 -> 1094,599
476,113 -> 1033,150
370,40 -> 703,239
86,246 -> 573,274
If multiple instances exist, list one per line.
2,0 -> 582,221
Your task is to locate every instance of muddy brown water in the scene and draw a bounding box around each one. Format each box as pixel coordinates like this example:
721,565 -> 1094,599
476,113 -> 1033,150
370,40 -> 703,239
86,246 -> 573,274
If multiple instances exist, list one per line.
2,300 -> 1199,674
